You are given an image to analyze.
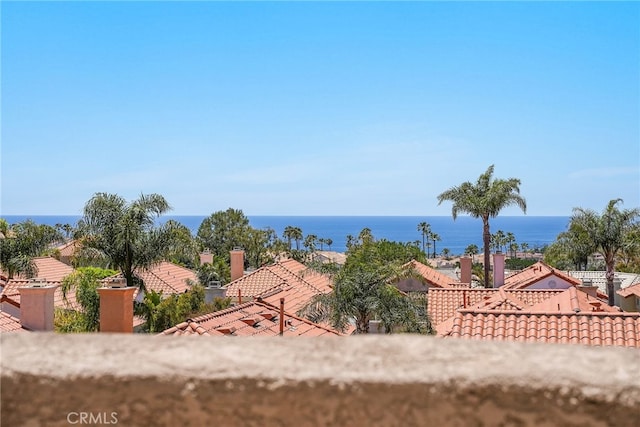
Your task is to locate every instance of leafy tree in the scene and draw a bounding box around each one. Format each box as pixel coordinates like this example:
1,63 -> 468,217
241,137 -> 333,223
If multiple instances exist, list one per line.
441,248 -> 451,260
570,199 -> 640,305
58,267 -> 118,332
164,220 -> 200,268
544,222 -> 595,271
417,222 -> 432,257
197,208 -> 252,262
0,220 -> 63,279
437,165 -> 527,288
134,284 -> 230,333
78,192 -> 175,288
299,229 -> 433,334
618,223 -> 640,273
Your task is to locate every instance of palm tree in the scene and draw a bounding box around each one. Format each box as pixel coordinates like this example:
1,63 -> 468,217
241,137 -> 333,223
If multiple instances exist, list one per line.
430,233 -> 441,259
325,238 -> 333,251
465,244 -> 479,263
304,234 -> 318,252
520,242 -> 530,258
437,165 -> 526,288
318,238 -> 326,251
78,192 -> 175,288
417,222 -> 431,257
570,199 -> 640,306
283,226 -> 296,250
298,263 -> 432,334
292,227 -> 303,251
506,232 -> 516,258
0,220 -> 62,279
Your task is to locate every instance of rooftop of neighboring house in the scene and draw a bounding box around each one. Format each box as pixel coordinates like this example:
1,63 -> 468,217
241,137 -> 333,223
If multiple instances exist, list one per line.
401,260 -> 467,290
427,288 -> 567,327
159,300 -> 343,337
2,256 -> 75,283
224,258 -> 333,302
0,311 -> 27,333
502,261 -> 582,290
312,251 -> 347,265
618,282 -> 640,298
434,287 -> 616,333
108,261 -> 198,298
438,309 -> 640,348
568,270 -> 640,295
56,240 -> 80,258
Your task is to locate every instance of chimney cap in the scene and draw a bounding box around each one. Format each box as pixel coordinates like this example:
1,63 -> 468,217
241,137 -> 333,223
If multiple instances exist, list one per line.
29,278 -> 48,287
107,278 -> 127,288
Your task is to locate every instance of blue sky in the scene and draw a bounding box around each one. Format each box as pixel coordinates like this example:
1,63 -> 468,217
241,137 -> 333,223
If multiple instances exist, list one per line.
2,1 -> 638,216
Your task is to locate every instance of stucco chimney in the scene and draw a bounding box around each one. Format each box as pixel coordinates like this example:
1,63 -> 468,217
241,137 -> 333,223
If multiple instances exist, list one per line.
97,278 -> 135,333
230,249 -> 245,282
493,252 -> 506,288
19,278 -> 58,332
460,256 -> 472,285
204,281 -> 225,304
199,250 -> 213,265
578,279 -> 599,298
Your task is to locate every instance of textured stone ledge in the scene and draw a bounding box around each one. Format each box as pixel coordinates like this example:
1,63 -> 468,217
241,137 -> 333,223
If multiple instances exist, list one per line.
2,334 -> 639,426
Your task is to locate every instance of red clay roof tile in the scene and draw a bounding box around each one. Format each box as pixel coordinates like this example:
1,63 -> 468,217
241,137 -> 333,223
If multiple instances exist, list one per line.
159,300 -> 343,337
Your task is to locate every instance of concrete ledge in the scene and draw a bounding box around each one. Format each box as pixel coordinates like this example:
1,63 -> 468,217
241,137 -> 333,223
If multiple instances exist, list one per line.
2,334 -> 639,426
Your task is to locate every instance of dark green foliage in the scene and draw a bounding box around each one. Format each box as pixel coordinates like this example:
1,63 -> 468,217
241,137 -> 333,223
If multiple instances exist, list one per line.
299,228 -> 433,334
134,284 -> 231,333
78,193 -> 175,288
0,220 -> 63,278
57,267 -> 118,332
505,258 -> 537,270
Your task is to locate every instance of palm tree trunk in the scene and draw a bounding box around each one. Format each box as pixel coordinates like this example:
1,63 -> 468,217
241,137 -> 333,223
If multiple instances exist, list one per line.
483,217 -> 491,288
605,254 -> 615,306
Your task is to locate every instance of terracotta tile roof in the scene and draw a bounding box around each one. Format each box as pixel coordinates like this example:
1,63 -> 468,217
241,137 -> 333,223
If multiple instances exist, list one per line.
0,311 -> 27,333
427,288 -> 565,327
4,257 -> 75,282
440,310 -> 640,348
224,259 -> 333,303
56,240 -> 80,258
617,283 -> 640,298
502,262 -> 582,290
0,280 -> 80,311
403,260 -> 466,289
160,300 -> 343,337
526,287 -> 619,314
108,261 -> 198,298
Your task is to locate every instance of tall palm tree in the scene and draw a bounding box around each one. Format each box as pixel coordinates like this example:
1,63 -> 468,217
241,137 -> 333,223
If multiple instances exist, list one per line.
78,192 -> 175,288
283,226 -> 296,250
570,199 -> 640,306
430,233 -> 441,259
292,227 -> 303,251
437,165 -> 526,288
417,222 -> 431,257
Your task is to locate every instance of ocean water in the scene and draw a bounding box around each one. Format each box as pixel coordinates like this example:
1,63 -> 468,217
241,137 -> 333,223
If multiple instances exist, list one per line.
3,215 -> 570,255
